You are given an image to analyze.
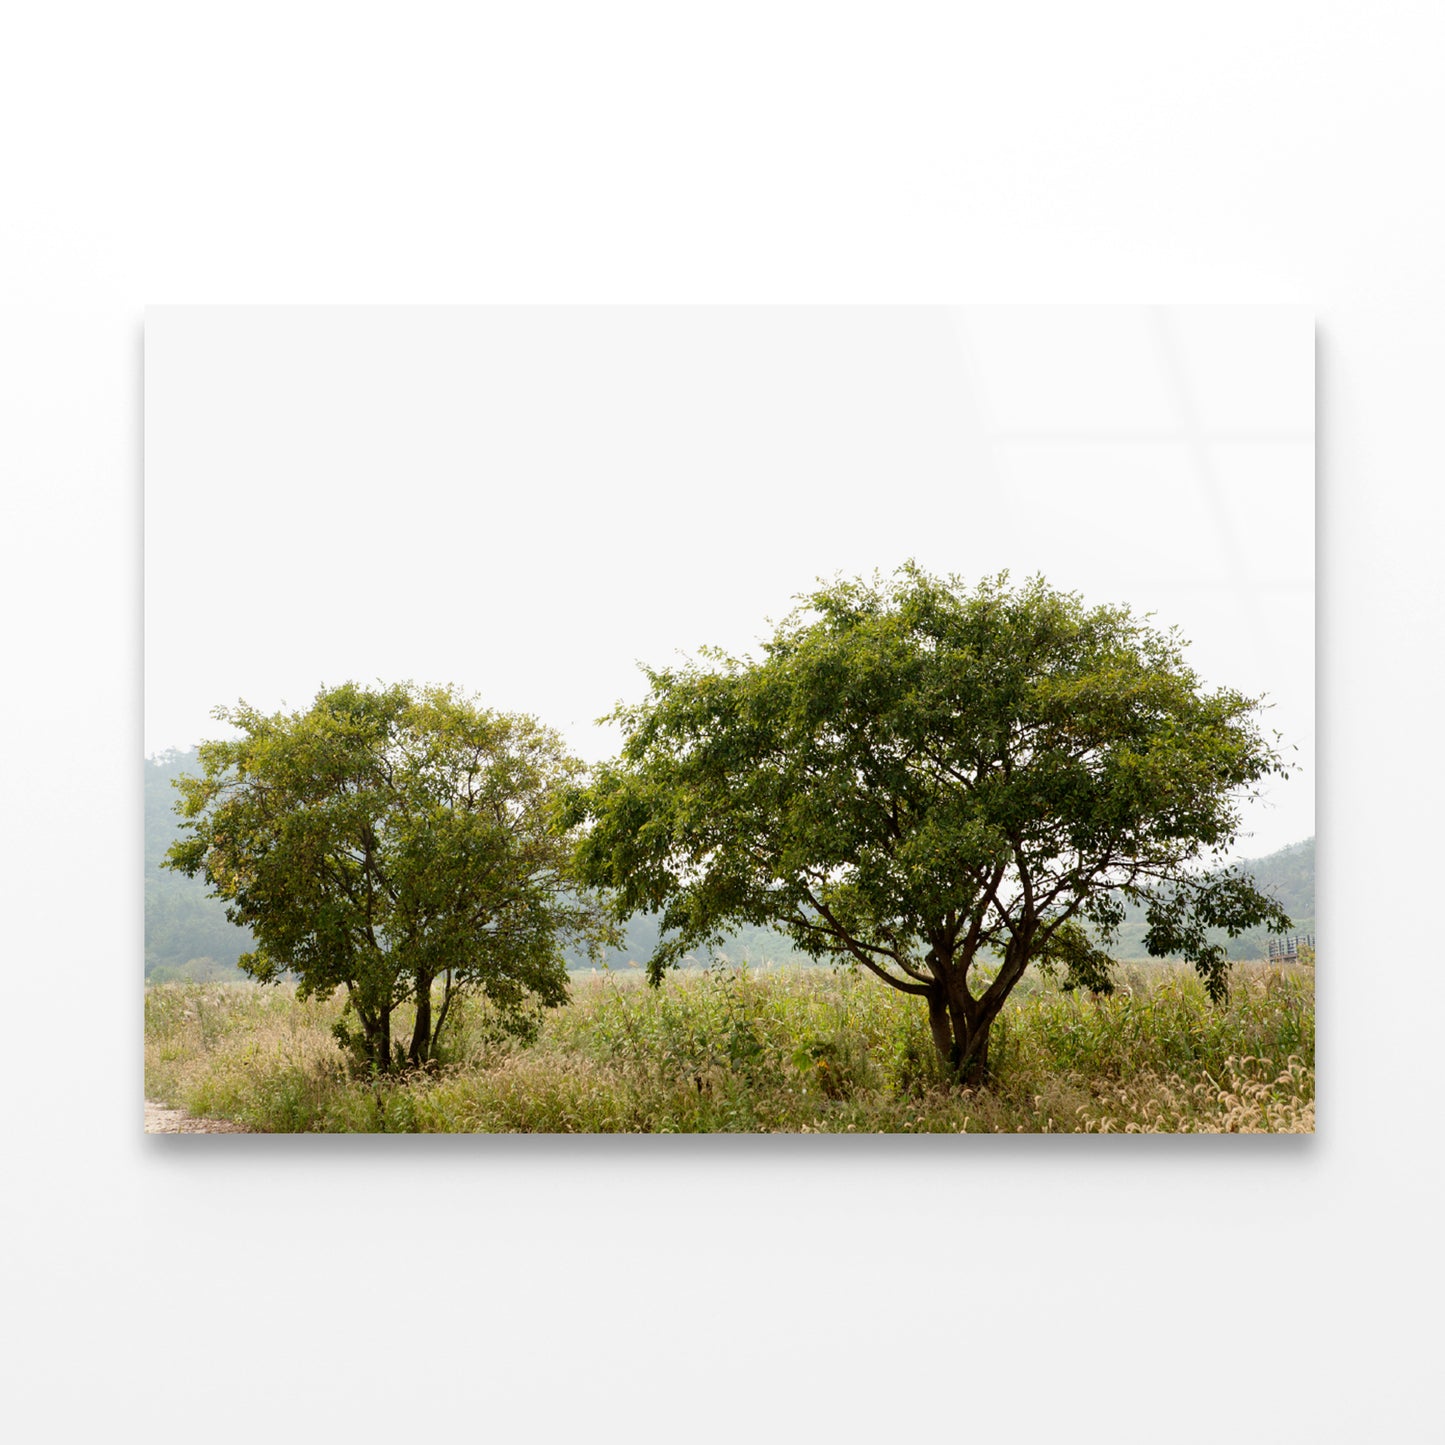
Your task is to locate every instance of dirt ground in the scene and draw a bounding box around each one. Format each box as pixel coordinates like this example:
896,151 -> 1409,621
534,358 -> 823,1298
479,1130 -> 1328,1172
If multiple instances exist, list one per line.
145,1099 -> 251,1133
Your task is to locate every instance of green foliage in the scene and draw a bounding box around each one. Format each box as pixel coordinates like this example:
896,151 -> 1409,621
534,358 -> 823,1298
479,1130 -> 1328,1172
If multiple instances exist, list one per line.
1140,867 -> 1293,1001
1105,836 -> 1314,962
164,681 -> 616,1071
1033,919 -> 1118,995
568,564 -> 1293,1078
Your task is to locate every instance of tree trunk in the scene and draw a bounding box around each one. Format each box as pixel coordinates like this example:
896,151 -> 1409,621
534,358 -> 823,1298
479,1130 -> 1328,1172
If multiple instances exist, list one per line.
377,1008 -> 392,1072
926,978 -> 995,1084
429,970 -> 456,1060
952,1013 -> 992,1082
410,973 -> 433,1067
927,988 -> 954,1066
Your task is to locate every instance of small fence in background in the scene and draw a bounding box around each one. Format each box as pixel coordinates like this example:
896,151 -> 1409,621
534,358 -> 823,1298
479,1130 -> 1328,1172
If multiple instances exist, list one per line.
1268,933 -> 1315,963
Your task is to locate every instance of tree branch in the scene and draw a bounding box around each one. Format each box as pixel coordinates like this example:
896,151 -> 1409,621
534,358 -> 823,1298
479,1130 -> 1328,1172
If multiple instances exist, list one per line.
792,895 -> 933,993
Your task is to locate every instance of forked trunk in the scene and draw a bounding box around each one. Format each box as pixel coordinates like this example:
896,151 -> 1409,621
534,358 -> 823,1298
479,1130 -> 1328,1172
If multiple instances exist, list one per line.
927,980 -> 995,1084
344,984 -> 396,1073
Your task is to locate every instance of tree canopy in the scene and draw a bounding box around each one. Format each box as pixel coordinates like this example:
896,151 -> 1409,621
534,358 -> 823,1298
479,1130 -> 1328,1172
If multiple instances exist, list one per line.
567,565 -> 1292,1079
165,682 -> 614,1071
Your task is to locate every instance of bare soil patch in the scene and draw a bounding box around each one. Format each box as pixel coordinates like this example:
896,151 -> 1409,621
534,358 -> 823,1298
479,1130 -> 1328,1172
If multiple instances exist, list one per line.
145,1099 -> 251,1134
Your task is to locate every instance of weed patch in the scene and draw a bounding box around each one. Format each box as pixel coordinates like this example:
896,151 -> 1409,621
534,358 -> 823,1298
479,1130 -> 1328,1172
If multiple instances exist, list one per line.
145,962 -> 1314,1133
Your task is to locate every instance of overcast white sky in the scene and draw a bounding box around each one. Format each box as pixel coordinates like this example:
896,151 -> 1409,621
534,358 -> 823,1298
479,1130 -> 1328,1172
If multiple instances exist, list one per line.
145,306 -> 1312,859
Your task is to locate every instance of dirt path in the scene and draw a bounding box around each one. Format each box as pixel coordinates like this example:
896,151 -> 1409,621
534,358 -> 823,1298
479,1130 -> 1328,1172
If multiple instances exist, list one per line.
145,1099 -> 251,1134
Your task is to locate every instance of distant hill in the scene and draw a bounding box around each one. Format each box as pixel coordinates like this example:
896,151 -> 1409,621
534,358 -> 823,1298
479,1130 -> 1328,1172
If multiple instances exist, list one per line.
145,748 -> 252,981
564,912 -> 804,972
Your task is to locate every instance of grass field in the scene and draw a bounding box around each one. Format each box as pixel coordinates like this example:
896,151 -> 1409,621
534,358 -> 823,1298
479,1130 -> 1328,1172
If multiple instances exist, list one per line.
144,960 -> 1314,1134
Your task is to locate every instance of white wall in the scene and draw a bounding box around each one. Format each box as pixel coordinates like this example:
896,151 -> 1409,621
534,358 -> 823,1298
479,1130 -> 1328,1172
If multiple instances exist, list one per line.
2,6 -> 1438,1443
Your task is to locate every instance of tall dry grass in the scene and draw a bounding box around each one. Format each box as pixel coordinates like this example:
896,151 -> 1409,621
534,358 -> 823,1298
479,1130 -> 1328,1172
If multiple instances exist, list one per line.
144,961 -> 1313,1133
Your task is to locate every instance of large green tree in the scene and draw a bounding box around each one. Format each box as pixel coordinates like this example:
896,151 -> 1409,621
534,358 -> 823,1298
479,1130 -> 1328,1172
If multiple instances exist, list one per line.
568,566 -> 1292,1081
166,682 -> 614,1071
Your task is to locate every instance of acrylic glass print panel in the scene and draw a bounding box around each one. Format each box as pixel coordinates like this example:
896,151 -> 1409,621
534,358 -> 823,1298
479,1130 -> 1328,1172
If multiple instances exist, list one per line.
144,307 -> 1314,1134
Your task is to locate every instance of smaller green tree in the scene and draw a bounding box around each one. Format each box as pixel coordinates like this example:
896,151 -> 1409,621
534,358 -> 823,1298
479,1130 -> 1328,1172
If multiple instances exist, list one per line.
165,682 -> 615,1072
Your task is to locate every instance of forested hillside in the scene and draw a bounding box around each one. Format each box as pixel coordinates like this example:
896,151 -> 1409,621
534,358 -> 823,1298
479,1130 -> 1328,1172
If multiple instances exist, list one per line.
145,749 -> 251,980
